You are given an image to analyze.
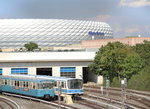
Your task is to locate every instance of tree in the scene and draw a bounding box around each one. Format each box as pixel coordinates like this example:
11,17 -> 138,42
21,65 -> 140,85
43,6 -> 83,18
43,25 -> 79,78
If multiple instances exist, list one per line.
24,42 -> 38,51
133,40 -> 150,66
89,42 -> 143,82
127,66 -> 150,91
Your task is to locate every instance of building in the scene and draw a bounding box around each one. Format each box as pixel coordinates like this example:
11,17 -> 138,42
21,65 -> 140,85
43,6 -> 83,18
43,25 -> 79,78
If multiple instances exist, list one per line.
0,52 -> 97,83
81,37 -> 150,49
0,37 -> 149,83
0,19 -> 113,50
1,19 -> 149,83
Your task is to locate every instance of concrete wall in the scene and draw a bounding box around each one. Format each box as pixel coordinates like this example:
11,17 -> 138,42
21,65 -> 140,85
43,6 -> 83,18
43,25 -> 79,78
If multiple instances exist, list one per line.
76,66 -> 83,79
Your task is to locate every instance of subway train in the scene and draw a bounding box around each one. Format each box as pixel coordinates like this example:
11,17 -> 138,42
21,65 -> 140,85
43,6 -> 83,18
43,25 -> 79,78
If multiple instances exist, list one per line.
8,74 -> 84,96
37,75 -> 84,96
0,75 -> 56,99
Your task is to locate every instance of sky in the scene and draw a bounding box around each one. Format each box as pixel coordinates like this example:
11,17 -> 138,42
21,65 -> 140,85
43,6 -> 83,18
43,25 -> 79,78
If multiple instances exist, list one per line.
0,0 -> 150,38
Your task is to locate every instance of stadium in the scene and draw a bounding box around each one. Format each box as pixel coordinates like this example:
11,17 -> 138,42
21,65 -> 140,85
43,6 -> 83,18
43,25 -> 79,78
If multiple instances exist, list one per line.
0,19 -> 113,49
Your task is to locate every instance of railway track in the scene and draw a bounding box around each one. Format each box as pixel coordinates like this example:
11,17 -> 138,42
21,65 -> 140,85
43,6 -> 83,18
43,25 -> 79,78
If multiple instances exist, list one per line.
84,85 -> 150,109
1,92 -> 77,109
0,96 -> 19,109
84,85 -> 150,97
1,92 -> 121,109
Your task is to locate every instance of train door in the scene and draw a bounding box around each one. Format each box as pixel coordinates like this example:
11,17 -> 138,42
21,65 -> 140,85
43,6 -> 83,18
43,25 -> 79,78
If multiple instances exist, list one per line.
83,67 -> 89,83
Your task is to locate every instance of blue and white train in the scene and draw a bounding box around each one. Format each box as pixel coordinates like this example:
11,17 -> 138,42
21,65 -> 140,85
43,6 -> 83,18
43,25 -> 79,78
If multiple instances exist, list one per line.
37,75 -> 84,96
0,75 -> 56,99
8,74 -> 84,96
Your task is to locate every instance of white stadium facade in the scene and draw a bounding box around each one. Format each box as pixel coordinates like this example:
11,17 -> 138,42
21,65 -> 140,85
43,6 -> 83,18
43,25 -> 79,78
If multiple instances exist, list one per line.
0,19 -> 113,83
0,19 -> 113,49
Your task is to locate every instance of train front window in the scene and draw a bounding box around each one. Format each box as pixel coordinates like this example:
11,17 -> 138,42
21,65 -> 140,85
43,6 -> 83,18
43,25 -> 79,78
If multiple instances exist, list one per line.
67,79 -> 83,89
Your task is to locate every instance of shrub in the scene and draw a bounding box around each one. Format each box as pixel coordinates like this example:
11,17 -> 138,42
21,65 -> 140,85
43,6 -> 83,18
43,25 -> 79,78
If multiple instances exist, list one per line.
111,77 -> 121,87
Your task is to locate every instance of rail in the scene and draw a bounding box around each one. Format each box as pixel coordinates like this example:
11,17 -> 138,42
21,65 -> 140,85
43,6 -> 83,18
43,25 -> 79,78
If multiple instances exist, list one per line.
2,92 -> 72,109
0,95 -> 20,109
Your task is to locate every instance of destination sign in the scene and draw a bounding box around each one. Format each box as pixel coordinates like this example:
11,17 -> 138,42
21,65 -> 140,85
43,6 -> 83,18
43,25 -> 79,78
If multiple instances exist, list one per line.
88,31 -> 104,36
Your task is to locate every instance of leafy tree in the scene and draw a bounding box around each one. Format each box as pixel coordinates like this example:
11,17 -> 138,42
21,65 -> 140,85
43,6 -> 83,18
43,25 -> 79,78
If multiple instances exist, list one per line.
120,51 -> 143,79
127,66 -> 150,91
133,40 -> 150,66
89,42 -> 143,82
24,42 -> 38,51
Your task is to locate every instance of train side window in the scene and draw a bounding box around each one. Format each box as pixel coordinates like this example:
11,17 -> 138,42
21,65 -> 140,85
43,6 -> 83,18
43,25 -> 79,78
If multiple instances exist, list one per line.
19,81 -> 22,87
13,80 -> 15,86
2,79 -> 5,85
33,83 -> 36,89
64,82 -> 66,88
31,82 -> 33,89
15,81 -> 17,86
16,81 -> 19,87
26,82 -> 29,88
28,82 -> 32,89
5,79 -> 7,85
10,80 -> 12,86
57,82 -> 60,87
11,80 -> 14,86
35,83 -> 38,89
23,81 -> 26,87
7,80 -> 10,85
54,82 -> 57,87
61,82 -> 64,88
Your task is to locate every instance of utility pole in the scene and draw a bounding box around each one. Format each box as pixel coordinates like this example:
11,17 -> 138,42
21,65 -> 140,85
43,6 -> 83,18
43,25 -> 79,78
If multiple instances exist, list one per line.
121,79 -> 126,109
106,79 -> 110,97
98,76 -> 103,96
58,82 -> 62,109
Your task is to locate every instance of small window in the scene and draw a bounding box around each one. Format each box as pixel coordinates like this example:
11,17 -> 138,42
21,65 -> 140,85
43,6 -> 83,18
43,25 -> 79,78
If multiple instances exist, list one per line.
15,81 -> 16,86
60,67 -> 76,78
16,81 -> 19,86
5,79 -> 7,85
28,82 -> 32,89
11,68 -> 28,74
0,69 -> 2,75
7,80 -> 10,85
33,83 -> 36,89
23,81 -> 26,87
2,79 -> 5,85
26,82 -> 29,88
61,82 -> 64,88
11,80 -> 14,86
10,80 -> 13,86
19,81 -> 23,87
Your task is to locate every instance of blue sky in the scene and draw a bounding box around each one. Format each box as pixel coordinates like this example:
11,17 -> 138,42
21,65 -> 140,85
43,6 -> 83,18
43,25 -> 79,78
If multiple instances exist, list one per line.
0,0 -> 150,37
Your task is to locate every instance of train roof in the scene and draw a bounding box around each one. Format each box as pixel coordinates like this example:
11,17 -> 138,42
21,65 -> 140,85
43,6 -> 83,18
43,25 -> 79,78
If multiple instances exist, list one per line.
8,74 -> 83,81
0,75 -> 55,82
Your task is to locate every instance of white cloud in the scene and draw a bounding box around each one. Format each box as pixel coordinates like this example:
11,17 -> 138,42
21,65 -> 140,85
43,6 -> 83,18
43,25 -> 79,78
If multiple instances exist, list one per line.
119,0 -> 150,7
87,15 -> 111,22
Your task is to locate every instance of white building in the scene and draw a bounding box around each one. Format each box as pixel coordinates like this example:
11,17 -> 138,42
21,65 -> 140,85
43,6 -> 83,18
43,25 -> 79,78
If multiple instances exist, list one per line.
0,52 -> 98,83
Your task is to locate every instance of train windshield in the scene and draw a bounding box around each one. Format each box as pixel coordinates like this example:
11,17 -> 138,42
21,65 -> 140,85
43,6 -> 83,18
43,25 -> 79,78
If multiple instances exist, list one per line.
67,79 -> 83,89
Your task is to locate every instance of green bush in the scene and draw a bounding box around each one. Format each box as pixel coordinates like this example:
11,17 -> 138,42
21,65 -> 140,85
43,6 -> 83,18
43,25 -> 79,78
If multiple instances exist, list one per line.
127,67 -> 150,91
111,77 -> 121,87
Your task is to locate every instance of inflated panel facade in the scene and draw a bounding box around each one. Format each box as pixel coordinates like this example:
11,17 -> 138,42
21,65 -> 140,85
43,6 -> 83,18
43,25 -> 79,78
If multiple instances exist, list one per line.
0,19 -> 113,48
